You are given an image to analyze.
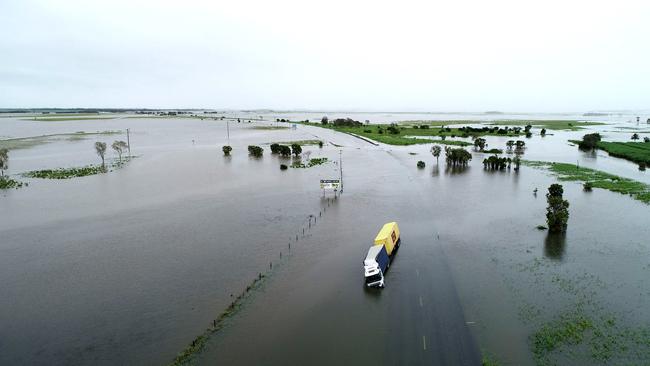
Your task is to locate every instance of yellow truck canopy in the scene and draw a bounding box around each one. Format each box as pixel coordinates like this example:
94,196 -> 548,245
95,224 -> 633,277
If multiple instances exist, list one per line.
374,222 -> 400,255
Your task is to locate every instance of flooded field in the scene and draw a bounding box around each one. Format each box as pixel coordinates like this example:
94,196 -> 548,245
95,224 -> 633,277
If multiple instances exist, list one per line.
1,112 -> 649,365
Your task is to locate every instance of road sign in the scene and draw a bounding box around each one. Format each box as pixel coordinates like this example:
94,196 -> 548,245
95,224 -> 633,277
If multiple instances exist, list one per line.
320,179 -> 340,190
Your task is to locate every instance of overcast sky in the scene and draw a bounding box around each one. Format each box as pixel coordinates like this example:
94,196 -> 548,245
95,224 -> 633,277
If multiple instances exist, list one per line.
1,0 -> 649,111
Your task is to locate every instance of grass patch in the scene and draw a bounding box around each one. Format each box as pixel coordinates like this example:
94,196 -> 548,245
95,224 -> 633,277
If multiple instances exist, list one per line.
490,120 -> 604,131
398,120 -> 478,126
579,140 -> 650,165
23,157 -> 133,179
23,166 -> 107,179
523,161 -> 650,203
0,176 -> 26,189
291,157 -> 328,168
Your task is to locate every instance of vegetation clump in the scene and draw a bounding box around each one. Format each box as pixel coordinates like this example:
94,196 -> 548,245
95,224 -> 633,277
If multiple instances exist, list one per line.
417,160 -> 425,169
247,145 -> 263,157
444,147 -> 472,167
571,139 -> 650,165
0,176 -> 25,189
546,184 -> 570,233
290,157 -> 328,168
483,155 -> 511,170
222,145 -> 232,156
577,133 -> 602,150
24,165 -> 107,179
280,164 -> 288,170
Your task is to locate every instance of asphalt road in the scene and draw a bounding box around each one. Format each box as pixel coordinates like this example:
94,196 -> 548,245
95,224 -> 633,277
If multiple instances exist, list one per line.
197,129 -> 481,365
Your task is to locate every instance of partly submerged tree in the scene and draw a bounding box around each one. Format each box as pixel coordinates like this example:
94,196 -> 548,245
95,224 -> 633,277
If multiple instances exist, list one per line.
222,145 -> 232,156
279,145 -> 291,157
321,116 -> 328,125
540,128 -> 547,137
513,155 -> 521,171
578,133 -> 601,150
270,143 -> 281,154
473,138 -> 486,151
111,140 -> 128,163
247,145 -> 263,157
546,184 -> 570,233
95,142 -> 107,170
0,148 -> 8,177
291,143 -> 302,157
444,147 -> 472,167
431,145 -> 442,164
417,161 -> 425,169
632,133 -> 640,141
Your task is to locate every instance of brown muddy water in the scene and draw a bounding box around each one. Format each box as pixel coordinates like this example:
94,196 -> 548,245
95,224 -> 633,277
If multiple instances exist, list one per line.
1,113 -> 649,365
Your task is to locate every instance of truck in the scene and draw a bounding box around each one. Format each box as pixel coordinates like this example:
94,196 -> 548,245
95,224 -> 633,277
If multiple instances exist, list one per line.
364,244 -> 389,288
364,222 -> 401,288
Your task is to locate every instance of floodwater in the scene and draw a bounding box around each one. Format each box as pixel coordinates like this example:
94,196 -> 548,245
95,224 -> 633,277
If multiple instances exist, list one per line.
1,113 -> 649,365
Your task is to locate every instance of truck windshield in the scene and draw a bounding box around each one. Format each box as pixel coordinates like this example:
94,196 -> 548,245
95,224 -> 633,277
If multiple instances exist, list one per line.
365,273 -> 382,284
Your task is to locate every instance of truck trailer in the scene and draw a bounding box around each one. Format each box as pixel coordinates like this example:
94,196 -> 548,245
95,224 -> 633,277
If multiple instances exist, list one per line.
364,222 -> 401,288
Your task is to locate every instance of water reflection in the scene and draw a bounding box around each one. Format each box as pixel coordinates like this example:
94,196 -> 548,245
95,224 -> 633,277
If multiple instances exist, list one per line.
544,232 -> 567,260
430,165 -> 440,177
445,166 -> 470,175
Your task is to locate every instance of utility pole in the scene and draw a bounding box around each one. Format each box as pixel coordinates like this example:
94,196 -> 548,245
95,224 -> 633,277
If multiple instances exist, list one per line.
226,120 -> 230,144
126,128 -> 131,157
339,150 -> 343,194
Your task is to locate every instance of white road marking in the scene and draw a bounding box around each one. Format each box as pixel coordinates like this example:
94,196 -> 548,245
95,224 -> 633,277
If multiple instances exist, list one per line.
422,335 -> 427,351
419,296 -> 423,307
416,269 -> 420,277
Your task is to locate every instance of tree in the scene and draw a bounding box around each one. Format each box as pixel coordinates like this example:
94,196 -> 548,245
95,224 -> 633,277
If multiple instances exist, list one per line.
247,145 -> 263,157
291,144 -> 302,157
431,145 -> 442,163
321,116 -> 328,125
632,133 -> 640,141
524,124 -> 532,133
546,184 -> 570,233
506,140 -> 515,151
111,140 -> 128,163
644,137 -> 650,143
540,128 -> 547,137
578,133 -> 601,150
444,147 -> 472,167
473,138 -> 486,151
513,155 -> 521,171
270,143 -> 281,154
0,148 -> 8,177
278,145 -> 291,157
95,142 -> 107,170
222,145 -> 232,156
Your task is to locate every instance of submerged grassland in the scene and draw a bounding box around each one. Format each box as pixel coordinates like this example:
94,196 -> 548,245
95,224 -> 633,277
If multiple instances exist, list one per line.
523,161 -> 650,203
582,141 -> 650,165
0,131 -> 123,150
490,120 -> 604,131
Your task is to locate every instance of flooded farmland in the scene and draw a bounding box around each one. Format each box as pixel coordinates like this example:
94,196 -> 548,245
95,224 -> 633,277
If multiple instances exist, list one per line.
1,112 -> 649,365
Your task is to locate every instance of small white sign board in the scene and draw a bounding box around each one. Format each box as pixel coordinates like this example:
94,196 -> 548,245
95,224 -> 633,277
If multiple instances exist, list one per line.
320,179 -> 340,190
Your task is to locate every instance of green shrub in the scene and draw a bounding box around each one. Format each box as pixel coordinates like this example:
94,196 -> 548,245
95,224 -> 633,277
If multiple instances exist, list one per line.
417,161 -> 425,168
222,145 -> 232,156
280,164 -> 288,170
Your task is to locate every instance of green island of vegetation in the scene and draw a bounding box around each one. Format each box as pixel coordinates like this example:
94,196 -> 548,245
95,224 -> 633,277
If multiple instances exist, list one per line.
524,161 -> 650,204
291,157 -> 328,168
299,118 -> 524,146
23,165 -> 108,179
570,139 -> 650,165
490,120 -> 604,131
